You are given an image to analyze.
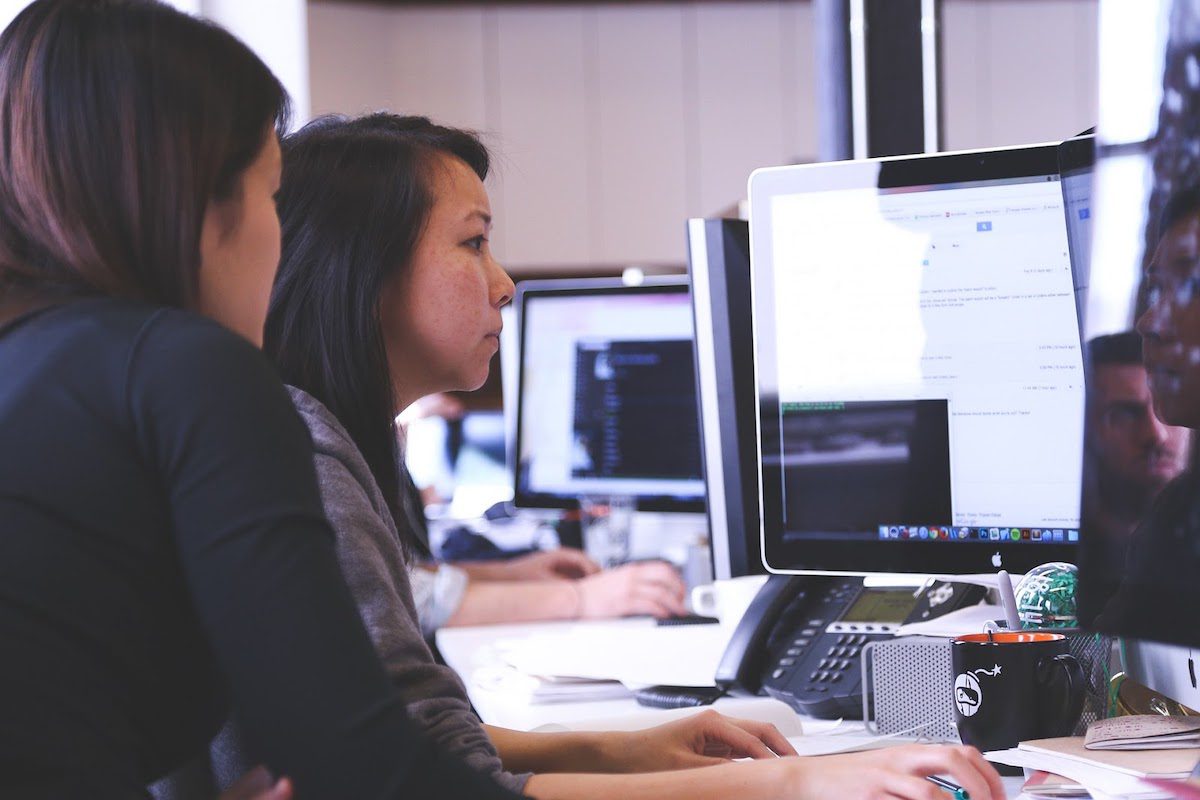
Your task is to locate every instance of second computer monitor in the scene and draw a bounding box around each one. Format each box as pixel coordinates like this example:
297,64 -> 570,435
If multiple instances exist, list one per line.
687,218 -> 765,578
513,278 -> 705,512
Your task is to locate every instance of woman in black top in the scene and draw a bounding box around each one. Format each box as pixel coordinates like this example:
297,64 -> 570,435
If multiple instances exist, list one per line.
0,2 -> 519,798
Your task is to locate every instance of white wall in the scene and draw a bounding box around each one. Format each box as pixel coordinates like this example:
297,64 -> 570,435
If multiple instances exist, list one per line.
941,0 -> 1099,151
0,0 -> 32,30
309,0 -> 1098,273
203,0 -> 311,126
308,1 -> 819,272
0,0 -> 310,126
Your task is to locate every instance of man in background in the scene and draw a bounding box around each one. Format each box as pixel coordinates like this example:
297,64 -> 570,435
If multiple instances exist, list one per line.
1083,331 -> 1190,566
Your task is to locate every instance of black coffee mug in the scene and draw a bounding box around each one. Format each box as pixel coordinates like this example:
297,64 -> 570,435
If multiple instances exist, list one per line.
951,631 -> 1085,752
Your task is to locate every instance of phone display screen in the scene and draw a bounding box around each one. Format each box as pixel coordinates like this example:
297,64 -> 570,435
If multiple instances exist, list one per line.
839,588 -> 919,624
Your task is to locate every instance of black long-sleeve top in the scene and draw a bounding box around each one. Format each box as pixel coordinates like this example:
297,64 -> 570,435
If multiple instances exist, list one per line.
0,298 -> 520,799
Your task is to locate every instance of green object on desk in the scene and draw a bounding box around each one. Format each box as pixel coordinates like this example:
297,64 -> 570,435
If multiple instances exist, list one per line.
1014,562 -> 1078,628
926,775 -> 970,800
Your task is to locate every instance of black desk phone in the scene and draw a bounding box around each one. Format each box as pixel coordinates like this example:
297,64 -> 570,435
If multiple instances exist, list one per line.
714,575 -> 986,719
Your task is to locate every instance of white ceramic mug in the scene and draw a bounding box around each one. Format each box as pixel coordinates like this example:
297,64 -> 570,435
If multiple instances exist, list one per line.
689,574 -> 769,626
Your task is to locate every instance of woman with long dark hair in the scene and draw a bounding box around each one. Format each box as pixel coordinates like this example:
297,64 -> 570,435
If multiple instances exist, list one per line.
0,3 -> 521,798
262,112 -> 1008,800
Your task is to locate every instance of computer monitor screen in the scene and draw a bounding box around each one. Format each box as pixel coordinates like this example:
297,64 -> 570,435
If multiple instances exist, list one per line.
750,144 -> 1084,575
1075,0 -> 1200,651
513,278 -> 705,512
687,218 -> 766,579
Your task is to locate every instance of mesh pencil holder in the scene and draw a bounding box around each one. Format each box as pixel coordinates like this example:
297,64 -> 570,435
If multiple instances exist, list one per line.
1025,627 -> 1117,734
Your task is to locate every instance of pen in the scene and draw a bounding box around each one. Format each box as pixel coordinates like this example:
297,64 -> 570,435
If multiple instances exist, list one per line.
926,775 -> 970,800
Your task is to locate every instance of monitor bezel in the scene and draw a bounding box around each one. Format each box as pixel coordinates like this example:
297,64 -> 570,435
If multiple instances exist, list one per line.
686,218 -> 766,579
1058,133 -> 1095,177
749,142 -> 1083,575
1057,133 -> 1095,337
511,276 -> 706,513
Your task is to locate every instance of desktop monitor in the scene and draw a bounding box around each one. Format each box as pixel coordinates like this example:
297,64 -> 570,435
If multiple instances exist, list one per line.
686,218 -> 766,579
1058,135 -> 1093,330
512,278 -> 706,512
749,143 -> 1085,576
1074,0 -> 1200,656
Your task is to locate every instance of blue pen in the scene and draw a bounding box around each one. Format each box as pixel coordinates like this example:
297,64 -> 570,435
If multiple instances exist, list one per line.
926,775 -> 970,800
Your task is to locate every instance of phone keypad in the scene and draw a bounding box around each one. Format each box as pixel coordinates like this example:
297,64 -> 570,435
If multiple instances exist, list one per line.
761,580 -> 897,716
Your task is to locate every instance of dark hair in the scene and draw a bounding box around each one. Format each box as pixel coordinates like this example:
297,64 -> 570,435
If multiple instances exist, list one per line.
1088,330 -> 1143,369
1160,185 -> 1200,236
265,113 -> 489,526
0,0 -> 290,312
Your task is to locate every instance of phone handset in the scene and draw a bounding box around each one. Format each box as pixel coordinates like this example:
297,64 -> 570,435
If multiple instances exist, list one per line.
714,575 -> 826,695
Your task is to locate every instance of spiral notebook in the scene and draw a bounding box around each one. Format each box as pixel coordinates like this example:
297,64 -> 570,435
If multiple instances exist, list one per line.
1085,716 -> 1200,751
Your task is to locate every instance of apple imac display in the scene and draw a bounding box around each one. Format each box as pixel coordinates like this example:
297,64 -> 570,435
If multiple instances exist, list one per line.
750,143 -> 1084,575
512,278 -> 705,512
687,218 -> 766,579
1075,0 -> 1200,651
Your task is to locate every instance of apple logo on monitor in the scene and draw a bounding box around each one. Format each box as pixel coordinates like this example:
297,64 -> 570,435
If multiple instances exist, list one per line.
991,552 -> 1002,569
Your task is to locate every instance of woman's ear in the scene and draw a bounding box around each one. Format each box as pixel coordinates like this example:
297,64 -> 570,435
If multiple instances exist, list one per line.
200,193 -> 243,259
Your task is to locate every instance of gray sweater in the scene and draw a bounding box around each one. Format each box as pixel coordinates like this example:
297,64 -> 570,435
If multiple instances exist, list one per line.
285,387 -> 529,794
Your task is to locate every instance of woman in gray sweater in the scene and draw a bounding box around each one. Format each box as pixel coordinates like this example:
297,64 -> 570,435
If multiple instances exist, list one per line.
258,112 -> 1005,800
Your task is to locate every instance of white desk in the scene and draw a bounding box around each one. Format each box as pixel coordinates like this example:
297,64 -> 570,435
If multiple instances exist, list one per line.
437,617 -> 686,732
437,617 -> 1029,796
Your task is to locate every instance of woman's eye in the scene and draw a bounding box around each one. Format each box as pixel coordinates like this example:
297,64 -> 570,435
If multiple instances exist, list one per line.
465,235 -> 486,252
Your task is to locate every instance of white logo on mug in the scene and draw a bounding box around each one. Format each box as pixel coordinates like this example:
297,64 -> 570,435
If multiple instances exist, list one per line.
954,664 -> 1002,717
954,672 -> 982,716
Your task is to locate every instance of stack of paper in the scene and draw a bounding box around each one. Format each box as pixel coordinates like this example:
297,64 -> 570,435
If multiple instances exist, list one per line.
785,726 -> 925,756
1021,770 -> 1090,798
471,663 -> 632,704
1085,716 -> 1200,751
986,735 -> 1200,800
492,622 -> 730,689
1018,737 -> 1197,778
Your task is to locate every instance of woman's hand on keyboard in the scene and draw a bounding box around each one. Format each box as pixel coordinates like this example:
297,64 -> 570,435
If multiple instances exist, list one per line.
786,744 -> 1006,800
577,561 -> 687,619
605,708 -> 797,772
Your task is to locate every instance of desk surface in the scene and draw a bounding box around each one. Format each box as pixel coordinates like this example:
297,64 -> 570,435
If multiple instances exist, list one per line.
437,617 -> 663,731
438,617 -> 1030,797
